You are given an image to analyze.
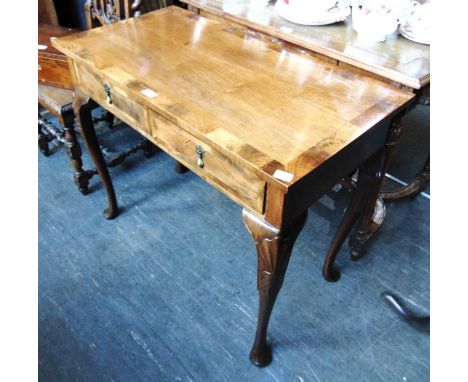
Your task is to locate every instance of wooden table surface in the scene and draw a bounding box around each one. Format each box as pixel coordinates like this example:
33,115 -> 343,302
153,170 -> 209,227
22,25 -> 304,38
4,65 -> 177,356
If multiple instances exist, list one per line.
52,6 -> 415,367
53,6 -> 412,193
180,0 -> 430,89
178,1 -> 430,263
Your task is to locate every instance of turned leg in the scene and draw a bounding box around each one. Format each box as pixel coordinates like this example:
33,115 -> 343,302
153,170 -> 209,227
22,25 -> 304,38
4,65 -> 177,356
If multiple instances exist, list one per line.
74,89 -> 118,219
38,112 -> 50,156
323,149 -> 384,282
243,209 -> 308,367
175,161 -> 189,174
348,115 -> 405,259
61,104 -> 91,195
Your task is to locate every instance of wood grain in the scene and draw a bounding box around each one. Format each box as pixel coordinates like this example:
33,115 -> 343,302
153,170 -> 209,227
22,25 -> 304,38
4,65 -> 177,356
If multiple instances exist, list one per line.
38,24 -> 81,89
147,109 -> 267,214
52,6 -> 414,196
50,7 -> 419,366
73,60 -> 266,213
181,0 -> 429,89
38,84 -> 74,125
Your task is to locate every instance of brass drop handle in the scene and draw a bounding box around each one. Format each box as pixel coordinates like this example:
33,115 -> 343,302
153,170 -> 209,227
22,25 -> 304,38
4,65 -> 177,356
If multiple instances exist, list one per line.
195,145 -> 205,168
103,84 -> 112,104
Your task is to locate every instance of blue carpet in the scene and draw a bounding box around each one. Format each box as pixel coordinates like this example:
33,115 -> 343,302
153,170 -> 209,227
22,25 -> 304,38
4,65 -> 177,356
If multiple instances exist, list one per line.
39,111 -> 429,381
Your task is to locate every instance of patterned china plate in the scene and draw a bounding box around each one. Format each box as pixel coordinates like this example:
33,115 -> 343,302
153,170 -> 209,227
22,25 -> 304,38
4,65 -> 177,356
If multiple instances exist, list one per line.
399,2 -> 430,45
274,1 -> 351,26
399,23 -> 430,45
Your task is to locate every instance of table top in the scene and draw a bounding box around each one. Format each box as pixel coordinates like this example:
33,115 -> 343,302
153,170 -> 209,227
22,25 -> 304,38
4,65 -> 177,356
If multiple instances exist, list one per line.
52,6 -> 413,188
181,0 -> 430,89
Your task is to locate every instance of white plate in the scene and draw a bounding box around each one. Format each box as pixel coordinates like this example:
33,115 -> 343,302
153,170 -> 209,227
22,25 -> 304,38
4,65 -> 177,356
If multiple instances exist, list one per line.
274,1 -> 350,26
400,24 -> 430,45
399,2 -> 430,45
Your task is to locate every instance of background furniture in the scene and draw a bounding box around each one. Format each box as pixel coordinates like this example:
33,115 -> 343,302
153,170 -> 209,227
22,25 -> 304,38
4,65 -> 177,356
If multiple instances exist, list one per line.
84,0 -> 188,174
52,6 -> 414,366
39,0 -> 59,25
38,24 -> 77,90
38,0 -> 166,193
38,84 -> 90,193
85,0 -> 171,28
382,291 -> 430,333
38,24 -> 92,193
180,0 -> 430,281
52,0 -> 177,29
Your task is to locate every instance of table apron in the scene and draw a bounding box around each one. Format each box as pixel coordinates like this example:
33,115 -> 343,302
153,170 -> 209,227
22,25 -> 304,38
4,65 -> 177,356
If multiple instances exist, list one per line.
73,61 -> 266,215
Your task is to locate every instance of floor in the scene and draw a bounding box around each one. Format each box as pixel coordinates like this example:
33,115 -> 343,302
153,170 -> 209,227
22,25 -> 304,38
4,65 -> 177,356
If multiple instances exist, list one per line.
39,105 -> 429,382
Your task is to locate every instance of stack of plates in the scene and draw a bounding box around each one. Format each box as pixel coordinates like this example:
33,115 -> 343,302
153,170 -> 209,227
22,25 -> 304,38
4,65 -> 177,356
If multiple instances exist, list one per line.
274,0 -> 350,26
399,3 -> 430,45
400,24 -> 430,45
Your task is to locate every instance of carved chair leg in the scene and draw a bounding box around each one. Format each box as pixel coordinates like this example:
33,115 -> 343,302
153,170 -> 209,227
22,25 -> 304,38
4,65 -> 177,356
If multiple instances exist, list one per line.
243,209 -> 308,367
74,89 -> 118,219
323,149 -> 384,282
175,161 -> 189,174
349,115 -> 405,259
61,105 -> 91,195
38,113 -> 50,156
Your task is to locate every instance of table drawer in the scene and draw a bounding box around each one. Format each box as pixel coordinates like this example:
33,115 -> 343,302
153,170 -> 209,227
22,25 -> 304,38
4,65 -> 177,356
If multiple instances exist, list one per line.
73,62 -> 265,213
148,110 -> 266,214
74,63 -> 146,130
38,24 -> 79,89
38,55 -> 74,89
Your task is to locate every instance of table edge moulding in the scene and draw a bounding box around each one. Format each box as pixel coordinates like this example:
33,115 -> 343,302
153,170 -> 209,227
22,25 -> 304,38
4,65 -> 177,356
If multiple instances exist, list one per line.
180,0 -> 430,89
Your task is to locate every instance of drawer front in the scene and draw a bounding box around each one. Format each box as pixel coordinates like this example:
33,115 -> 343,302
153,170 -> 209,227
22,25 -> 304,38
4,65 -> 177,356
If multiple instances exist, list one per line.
73,62 -> 265,213
38,56 -> 73,89
74,62 -> 146,132
148,110 -> 266,214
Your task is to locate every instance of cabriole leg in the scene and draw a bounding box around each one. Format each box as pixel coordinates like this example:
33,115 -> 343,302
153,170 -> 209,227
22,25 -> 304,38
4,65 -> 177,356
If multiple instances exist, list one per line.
74,89 -> 118,219
322,149 -> 384,282
243,209 -> 308,367
348,115 -> 405,259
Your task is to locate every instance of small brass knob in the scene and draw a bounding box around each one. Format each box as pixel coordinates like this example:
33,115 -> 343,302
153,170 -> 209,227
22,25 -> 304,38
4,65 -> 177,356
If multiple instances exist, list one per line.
103,84 -> 112,104
195,145 -> 205,168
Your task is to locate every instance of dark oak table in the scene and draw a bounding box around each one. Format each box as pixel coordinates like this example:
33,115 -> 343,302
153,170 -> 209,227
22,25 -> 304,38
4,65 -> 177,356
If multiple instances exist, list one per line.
53,6 -> 414,366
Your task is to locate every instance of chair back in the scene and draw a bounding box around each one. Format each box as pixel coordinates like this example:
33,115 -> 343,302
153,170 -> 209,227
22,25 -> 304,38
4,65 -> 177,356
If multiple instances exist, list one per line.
85,0 -> 169,29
